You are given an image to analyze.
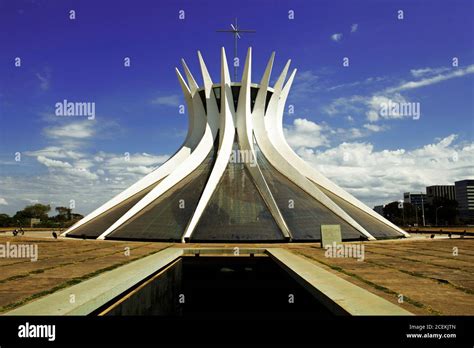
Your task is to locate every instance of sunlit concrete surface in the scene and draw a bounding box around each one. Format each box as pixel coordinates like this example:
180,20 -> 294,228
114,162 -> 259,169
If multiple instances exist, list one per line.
5,248 -> 182,315
0,232 -> 473,315
267,248 -> 412,315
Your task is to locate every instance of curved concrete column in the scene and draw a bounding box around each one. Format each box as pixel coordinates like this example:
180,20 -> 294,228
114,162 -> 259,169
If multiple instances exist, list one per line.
64,47 -> 408,242
234,48 -> 292,240
97,63 -> 218,240
62,68 -> 202,237
253,54 -> 376,240
268,66 -> 409,237
181,48 -> 237,242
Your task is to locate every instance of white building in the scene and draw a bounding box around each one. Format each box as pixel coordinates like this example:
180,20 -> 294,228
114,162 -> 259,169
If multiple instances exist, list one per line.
63,48 -> 408,242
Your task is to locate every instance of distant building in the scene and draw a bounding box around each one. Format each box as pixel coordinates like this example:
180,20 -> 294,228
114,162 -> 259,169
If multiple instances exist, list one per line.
426,185 -> 456,204
28,218 -> 41,228
373,205 -> 385,216
455,180 -> 474,222
403,192 -> 426,208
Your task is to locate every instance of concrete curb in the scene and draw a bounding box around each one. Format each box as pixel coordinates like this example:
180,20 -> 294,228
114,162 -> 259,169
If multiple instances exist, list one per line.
5,248 -> 183,315
267,248 -> 413,315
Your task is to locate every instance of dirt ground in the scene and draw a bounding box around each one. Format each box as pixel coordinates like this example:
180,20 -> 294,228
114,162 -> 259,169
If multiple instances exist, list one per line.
0,232 -> 473,315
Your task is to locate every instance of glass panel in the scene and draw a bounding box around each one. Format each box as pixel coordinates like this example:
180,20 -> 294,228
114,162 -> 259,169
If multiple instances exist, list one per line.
316,185 -> 404,239
212,86 -> 261,113
250,87 -> 259,112
67,179 -> 164,238
192,137 -> 284,241
255,146 -> 363,241
231,86 -> 240,111
212,87 -> 221,112
198,90 -> 207,113
213,87 -> 221,99
106,144 -> 217,241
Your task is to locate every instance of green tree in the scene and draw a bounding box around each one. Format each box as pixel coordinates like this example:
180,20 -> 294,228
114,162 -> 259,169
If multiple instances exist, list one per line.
13,203 -> 51,225
55,206 -> 72,221
425,197 -> 458,226
383,201 -> 403,225
0,213 -> 12,227
383,201 -> 417,226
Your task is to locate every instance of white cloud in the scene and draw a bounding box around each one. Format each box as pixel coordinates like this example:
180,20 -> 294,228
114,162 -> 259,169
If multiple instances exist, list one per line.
68,168 -> 99,180
37,155 -> 72,169
0,110 -> 173,215
365,93 -> 409,122
0,198 -> 8,205
127,166 -> 155,175
25,147 -> 84,160
410,66 -> 450,78
331,33 -> 343,42
36,155 -> 98,180
363,124 -> 389,132
388,64 -> 474,93
284,117 -> 388,149
326,92 -> 414,123
296,134 -> 474,207
327,76 -> 386,91
351,24 -> 358,33
74,159 -> 95,169
324,95 -> 366,116
284,118 -> 330,149
0,147 -> 171,214
151,94 -> 181,106
31,149 -> 169,184
324,64 -> 473,123
325,93 -> 412,122
340,127 -> 364,139
24,199 -> 39,204
44,122 -> 95,139
106,152 -> 168,168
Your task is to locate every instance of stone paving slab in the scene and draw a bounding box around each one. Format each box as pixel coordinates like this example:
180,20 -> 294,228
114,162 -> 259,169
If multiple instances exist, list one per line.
0,237 -> 171,312
267,248 -> 412,315
0,236 -> 473,315
289,239 -> 474,315
5,248 -> 183,315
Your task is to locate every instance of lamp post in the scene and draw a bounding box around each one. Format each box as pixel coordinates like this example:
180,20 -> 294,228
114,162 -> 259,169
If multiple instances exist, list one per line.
415,205 -> 419,226
436,206 -> 444,226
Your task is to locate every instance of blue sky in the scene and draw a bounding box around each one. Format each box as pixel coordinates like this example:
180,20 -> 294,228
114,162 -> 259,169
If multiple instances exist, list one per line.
0,0 -> 473,215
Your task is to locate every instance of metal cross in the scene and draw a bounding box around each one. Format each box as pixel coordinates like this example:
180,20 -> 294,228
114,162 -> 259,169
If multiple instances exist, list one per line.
217,18 -> 256,80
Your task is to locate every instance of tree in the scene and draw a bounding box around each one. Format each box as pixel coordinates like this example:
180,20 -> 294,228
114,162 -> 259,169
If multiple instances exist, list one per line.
13,204 -> 51,225
425,197 -> 458,225
383,201 -> 403,225
55,206 -> 72,221
0,214 -> 12,227
3,203 -> 83,229
383,201 -> 417,226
